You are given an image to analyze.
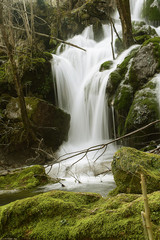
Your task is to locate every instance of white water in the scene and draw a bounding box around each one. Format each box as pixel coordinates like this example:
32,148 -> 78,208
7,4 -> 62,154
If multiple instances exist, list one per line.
47,0 -> 146,194
130,0 -> 145,20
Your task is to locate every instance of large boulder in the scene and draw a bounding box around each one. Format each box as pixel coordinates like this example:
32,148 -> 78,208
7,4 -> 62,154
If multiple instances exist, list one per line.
0,190 -> 160,239
5,97 -> 70,149
111,147 -> 160,194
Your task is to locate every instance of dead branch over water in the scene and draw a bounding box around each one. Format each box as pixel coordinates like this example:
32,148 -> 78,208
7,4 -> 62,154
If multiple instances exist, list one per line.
44,119 -> 160,171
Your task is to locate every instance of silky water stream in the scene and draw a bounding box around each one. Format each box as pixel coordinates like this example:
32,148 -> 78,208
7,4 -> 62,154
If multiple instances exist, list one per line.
43,27 -> 140,196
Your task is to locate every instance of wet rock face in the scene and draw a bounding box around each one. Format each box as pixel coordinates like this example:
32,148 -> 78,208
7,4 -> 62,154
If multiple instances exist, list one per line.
111,147 -> 160,194
131,43 -> 158,83
106,37 -> 160,147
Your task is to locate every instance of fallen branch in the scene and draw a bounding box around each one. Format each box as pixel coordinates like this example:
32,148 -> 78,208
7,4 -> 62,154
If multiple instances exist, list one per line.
55,119 -> 160,163
43,119 -> 160,174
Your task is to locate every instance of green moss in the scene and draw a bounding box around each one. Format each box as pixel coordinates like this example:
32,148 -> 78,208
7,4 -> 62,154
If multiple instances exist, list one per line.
124,83 -> 159,136
114,85 -> 133,114
106,70 -> 122,100
0,190 -> 160,239
118,48 -> 138,76
0,165 -> 53,190
134,35 -> 152,44
112,147 -> 160,194
99,60 -> 113,72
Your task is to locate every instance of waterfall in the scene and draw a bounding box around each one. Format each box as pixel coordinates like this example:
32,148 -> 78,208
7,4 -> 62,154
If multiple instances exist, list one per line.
46,0 -> 145,194
130,0 -> 145,20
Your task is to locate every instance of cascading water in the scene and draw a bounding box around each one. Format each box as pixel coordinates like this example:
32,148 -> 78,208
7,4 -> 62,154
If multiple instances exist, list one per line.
44,0 -> 151,195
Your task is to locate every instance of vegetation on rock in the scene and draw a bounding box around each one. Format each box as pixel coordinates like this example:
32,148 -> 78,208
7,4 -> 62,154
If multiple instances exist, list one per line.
0,165 -> 54,190
0,190 -> 159,239
111,147 -> 160,194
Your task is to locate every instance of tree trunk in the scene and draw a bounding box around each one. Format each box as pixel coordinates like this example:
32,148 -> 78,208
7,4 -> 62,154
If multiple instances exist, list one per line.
116,0 -> 134,48
0,1 -> 31,133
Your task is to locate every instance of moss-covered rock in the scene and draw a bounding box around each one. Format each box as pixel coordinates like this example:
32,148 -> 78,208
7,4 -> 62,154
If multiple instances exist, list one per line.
112,147 -> 160,194
107,37 -> 160,143
132,21 -> 157,44
5,97 -> 70,149
99,60 -> 113,72
0,190 -> 160,239
123,79 -> 159,146
0,165 -> 55,190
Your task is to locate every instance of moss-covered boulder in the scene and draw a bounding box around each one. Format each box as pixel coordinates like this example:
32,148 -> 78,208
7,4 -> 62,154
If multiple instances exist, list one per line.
112,147 -> 160,194
0,190 -> 160,239
0,165 -> 55,190
132,21 -> 157,44
123,79 -> 159,141
5,97 -> 70,149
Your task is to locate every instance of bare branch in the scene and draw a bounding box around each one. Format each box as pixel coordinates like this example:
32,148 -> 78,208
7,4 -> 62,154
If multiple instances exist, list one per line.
54,119 -> 160,163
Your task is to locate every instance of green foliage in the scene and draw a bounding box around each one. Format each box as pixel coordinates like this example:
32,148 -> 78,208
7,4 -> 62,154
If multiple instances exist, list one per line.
0,190 -> 160,239
0,165 -> 52,190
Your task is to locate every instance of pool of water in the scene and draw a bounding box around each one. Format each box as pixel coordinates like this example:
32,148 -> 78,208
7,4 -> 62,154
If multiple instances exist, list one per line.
0,173 -> 116,206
